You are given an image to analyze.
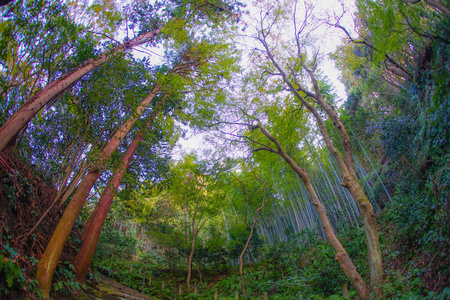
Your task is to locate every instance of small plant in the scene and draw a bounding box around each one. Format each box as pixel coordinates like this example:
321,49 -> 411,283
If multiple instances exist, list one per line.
53,261 -> 82,296
0,245 -> 26,297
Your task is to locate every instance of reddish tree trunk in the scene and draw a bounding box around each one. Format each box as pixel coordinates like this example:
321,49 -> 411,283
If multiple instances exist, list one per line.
36,85 -> 160,298
0,29 -> 160,152
35,170 -> 100,298
73,132 -> 143,282
74,101 -> 163,282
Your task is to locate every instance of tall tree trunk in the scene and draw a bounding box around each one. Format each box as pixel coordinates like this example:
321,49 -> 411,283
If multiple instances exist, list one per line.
73,133 -> 141,282
254,126 -> 370,300
0,29 -> 160,153
36,85 -> 160,298
35,170 -> 100,298
187,193 -> 201,290
74,106 -> 161,282
263,39 -> 383,297
303,70 -> 383,298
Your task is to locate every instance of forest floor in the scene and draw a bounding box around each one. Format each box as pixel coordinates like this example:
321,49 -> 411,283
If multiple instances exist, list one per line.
75,275 -> 158,300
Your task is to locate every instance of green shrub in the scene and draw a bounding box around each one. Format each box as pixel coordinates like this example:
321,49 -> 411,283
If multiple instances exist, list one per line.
0,245 -> 26,297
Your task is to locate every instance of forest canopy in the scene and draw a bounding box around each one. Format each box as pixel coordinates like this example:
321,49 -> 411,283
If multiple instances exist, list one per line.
0,0 -> 449,299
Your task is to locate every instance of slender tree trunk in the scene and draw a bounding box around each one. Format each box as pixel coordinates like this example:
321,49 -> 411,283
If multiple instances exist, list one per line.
36,85 -> 160,298
187,231 -> 197,289
73,132 -> 143,282
254,126 -> 370,300
239,203 -> 264,295
265,41 -> 383,297
81,103 -> 162,237
0,29 -> 160,153
74,102 -> 162,282
284,155 -> 370,300
304,77 -> 383,298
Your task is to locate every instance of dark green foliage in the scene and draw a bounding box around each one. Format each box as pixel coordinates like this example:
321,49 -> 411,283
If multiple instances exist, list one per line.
95,227 -> 138,261
52,261 -> 82,296
0,0 -> 96,123
0,245 -> 26,297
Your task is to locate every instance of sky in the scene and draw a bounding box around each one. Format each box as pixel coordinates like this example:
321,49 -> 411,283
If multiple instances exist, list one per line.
174,0 -> 358,157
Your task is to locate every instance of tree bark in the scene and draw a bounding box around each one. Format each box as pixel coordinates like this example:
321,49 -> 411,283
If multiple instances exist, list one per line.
187,230 -> 197,289
73,132 -> 143,282
304,71 -> 383,298
423,0 -> 450,18
74,104 -> 162,282
36,170 -> 100,298
262,36 -> 382,297
81,102 -> 162,237
254,126 -> 370,300
36,84 -> 160,298
0,28 -> 160,153
187,192 -> 200,290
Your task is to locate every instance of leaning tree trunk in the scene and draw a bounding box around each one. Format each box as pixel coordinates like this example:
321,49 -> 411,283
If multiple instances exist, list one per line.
283,155 -> 370,300
0,28 -> 160,153
36,84 -> 160,298
239,202 -> 264,295
255,126 -> 370,300
266,46 -> 383,297
301,70 -> 383,298
73,132 -> 142,282
74,107 -> 161,283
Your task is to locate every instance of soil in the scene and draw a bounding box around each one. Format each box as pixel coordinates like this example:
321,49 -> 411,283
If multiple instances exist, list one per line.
0,149 -> 82,299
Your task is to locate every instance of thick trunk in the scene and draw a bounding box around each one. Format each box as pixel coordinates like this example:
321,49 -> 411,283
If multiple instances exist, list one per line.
0,29 -> 160,153
36,170 -> 100,299
74,132 -> 143,282
36,85 -> 160,298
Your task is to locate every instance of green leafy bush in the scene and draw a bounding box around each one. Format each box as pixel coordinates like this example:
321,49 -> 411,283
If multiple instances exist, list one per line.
0,245 -> 26,297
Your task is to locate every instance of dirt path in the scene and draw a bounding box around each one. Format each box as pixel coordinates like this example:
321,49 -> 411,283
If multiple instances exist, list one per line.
94,274 -> 158,300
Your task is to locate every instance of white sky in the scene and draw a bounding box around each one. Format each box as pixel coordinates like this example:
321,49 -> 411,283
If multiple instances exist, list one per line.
174,0 -> 358,157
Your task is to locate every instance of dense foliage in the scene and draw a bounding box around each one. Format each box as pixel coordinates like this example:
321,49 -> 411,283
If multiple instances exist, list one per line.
0,0 -> 449,299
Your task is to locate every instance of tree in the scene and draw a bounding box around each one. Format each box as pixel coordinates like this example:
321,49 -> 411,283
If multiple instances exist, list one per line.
229,169 -> 267,296
245,119 -> 369,299
73,106 -> 163,283
0,28 -> 161,152
187,1 -> 383,297
169,155 -> 226,289
0,0 -> 243,152
35,50 -> 200,297
246,2 -> 382,297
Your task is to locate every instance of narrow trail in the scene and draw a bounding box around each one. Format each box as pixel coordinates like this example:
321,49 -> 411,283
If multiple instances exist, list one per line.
95,274 -> 158,300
